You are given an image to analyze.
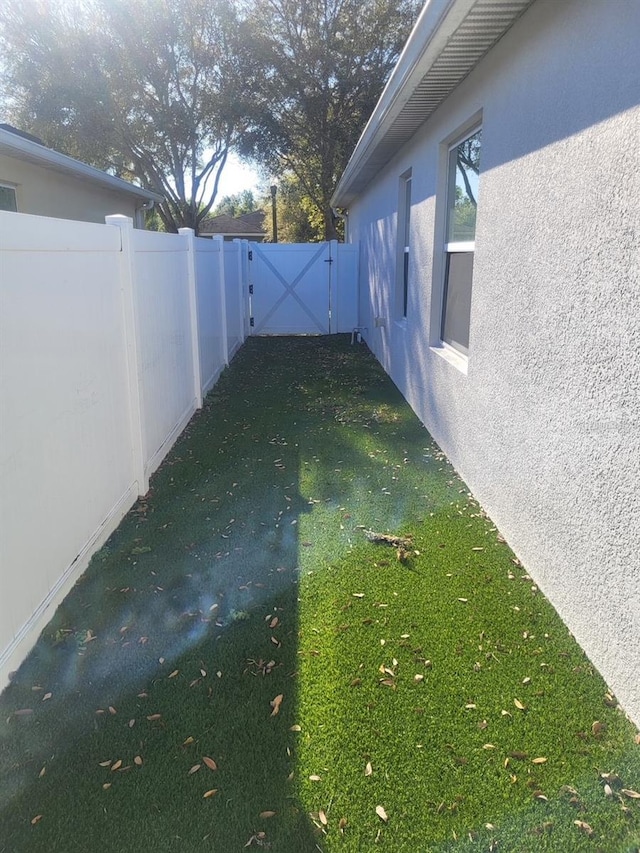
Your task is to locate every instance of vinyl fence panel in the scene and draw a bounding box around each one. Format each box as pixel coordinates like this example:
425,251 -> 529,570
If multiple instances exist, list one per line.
194,235 -> 227,395
0,212 -> 135,674
132,228 -> 197,477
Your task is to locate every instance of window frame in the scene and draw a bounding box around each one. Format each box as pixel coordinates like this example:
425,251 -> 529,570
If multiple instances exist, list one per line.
439,123 -> 482,360
396,168 -> 412,320
0,182 -> 18,212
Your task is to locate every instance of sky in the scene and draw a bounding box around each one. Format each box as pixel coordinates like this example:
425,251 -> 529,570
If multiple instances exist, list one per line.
215,153 -> 265,201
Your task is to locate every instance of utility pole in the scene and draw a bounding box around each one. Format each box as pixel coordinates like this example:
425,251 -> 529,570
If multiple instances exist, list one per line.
270,184 -> 278,243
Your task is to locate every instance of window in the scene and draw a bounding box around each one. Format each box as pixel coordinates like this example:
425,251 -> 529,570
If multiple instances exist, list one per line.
397,170 -> 412,318
0,183 -> 17,212
441,128 -> 481,355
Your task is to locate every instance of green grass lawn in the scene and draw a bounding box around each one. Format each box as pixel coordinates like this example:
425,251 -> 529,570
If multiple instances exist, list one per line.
1,335 -> 638,852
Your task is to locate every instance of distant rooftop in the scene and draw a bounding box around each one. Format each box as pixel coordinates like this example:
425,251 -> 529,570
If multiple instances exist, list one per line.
199,211 -> 266,240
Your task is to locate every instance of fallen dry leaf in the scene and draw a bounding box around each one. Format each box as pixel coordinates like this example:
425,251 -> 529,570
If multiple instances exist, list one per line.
414,674 -> 424,683
514,699 -> 526,711
339,817 -> 347,833
42,692 -> 52,702
203,756 -> 218,771
376,805 -> 388,822
13,709 -> 34,716
38,766 -> 46,778
111,760 -> 122,771
128,719 -> 135,728
269,617 -> 279,629
574,820 -> 594,837
289,724 -> 301,732
183,736 -> 195,745
309,774 -> 321,781
365,761 -> 373,776
31,815 -> 43,825
108,706 -> 117,715
592,720 -> 606,736
621,789 -> 640,799
532,757 -> 548,765
102,783 -> 111,790
168,669 -> 179,678
146,714 -> 162,721
259,810 -> 276,819
134,756 -> 143,766
270,694 -> 284,717
319,810 -> 328,826
635,733 -> 640,745
203,789 -> 218,798
189,764 -> 201,775
99,760 -> 112,768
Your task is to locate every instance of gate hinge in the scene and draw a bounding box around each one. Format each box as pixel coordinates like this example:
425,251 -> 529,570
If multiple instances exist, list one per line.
249,284 -> 254,295
248,250 -> 253,261
250,317 -> 255,327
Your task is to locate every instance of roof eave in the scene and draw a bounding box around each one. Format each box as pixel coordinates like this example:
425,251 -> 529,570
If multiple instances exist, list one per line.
332,0 -> 535,208
0,129 -> 164,204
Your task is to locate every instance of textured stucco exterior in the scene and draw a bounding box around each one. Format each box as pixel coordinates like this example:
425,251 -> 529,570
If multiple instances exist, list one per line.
0,152 -> 147,226
345,0 -> 640,724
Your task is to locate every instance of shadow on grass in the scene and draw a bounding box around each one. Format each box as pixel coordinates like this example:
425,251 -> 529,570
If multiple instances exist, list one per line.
0,337 -> 350,852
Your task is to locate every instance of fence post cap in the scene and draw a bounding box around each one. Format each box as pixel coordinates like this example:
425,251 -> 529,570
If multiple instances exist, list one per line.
105,214 -> 134,228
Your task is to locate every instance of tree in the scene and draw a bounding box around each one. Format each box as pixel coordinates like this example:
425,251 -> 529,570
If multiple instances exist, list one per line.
212,189 -> 260,218
0,0 -> 245,232
265,174 -> 323,243
236,0 -> 421,241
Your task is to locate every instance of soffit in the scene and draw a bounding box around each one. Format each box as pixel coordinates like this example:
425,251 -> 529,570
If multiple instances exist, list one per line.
332,0 -> 536,207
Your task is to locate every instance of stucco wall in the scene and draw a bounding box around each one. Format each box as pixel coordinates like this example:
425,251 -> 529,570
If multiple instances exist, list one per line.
348,0 -> 640,725
0,153 -> 143,225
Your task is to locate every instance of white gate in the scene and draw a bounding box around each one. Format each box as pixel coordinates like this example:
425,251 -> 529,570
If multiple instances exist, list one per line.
248,240 -> 358,335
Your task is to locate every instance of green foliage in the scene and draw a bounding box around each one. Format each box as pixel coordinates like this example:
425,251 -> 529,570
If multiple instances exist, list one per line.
265,173 -> 330,243
1,337 -> 638,852
212,189 -> 260,218
0,0 -> 245,232
236,0 -> 421,240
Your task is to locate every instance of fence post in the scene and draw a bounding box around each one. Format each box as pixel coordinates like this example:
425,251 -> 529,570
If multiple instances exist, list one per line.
105,214 -> 149,496
212,235 -> 229,366
233,239 -> 246,345
178,228 -> 203,409
246,240 -> 254,337
329,239 -> 339,335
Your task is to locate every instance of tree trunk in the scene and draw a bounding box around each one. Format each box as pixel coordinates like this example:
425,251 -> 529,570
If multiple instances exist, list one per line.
323,205 -> 340,242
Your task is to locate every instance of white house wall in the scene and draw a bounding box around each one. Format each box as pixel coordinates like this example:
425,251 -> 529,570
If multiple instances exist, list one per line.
348,0 -> 640,724
0,152 -> 141,224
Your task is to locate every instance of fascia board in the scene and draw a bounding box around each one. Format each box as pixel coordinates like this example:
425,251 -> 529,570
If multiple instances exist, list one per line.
0,129 -> 164,203
332,0 -> 477,207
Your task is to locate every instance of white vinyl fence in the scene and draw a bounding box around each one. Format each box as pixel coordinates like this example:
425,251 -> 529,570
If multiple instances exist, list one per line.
0,212 -> 247,685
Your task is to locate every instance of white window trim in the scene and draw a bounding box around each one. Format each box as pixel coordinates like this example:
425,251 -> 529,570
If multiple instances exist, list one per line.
396,169 -> 412,321
439,123 -> 482,363
0,181 -> 18,212
445,241 -> 474,253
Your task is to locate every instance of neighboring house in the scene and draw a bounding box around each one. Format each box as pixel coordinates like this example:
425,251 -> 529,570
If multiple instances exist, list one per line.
332,0 -> 640,725
199,210 -> 266,241
0,124 -> 162,227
